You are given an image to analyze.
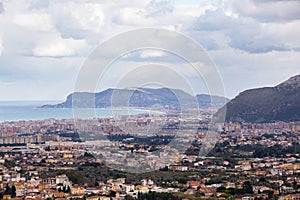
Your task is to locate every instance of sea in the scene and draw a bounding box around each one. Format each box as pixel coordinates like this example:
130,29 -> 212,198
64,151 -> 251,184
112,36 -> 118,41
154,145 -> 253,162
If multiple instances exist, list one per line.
0,101 -> 149,122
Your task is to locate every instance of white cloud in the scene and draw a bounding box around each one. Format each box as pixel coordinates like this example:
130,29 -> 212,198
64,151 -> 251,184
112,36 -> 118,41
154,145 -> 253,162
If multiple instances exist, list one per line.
194,9 -> 238,31
0,2 -> 4,13
263,20 -> 300,50
210,48 -> 300,97
0,0 -> 299,100
140,50 -> 165,58
32,34 -> 87,57
0,35 -> 2,56
12,12 -> 53,31
113,0 -> 172,27
227,19 -> 300,53
114,8 -> 155,26
192,5 -> 300,53
228,0 -> 300,22
49,1 -> 105,37
145,0 -> 174,17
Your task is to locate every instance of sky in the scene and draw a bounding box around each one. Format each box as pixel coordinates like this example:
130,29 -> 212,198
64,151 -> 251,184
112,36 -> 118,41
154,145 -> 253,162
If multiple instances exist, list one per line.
0,0 -> 300,101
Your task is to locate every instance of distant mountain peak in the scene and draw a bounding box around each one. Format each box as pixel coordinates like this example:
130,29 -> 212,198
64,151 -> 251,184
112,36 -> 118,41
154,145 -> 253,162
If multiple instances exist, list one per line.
276,74 -> 300,89
216,74 -> 300,123
42,87 -> 229,110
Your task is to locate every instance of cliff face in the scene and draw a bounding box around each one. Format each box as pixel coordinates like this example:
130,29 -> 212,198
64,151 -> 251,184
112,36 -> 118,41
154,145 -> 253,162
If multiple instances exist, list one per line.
42,88 -> 229,110
216,75 -> 300,123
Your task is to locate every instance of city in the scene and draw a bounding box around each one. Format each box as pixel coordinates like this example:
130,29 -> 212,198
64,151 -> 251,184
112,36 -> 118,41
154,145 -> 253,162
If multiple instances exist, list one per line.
0,114 -> 299,200
1,0 -> 300,199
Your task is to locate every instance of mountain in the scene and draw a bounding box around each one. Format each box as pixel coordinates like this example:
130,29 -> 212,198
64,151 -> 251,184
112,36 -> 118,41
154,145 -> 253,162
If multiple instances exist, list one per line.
42,88 -> 229,109
216,74 -> 300,123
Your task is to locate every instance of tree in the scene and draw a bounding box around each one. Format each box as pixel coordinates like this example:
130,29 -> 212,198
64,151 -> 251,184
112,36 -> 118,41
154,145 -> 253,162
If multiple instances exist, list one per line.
177,178 -> 187,184
109,191 -> 116,197
242,181 -> 253,194
66,186 -> 71,193
84,152 -> 94,158
137,191 -> 180,200
4,185 -> 16,198
217,186 -> 226,192
125,195 -> 136,200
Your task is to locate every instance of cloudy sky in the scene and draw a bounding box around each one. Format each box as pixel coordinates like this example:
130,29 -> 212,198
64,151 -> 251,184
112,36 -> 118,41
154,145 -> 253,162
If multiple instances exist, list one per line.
0,0 -> 299,101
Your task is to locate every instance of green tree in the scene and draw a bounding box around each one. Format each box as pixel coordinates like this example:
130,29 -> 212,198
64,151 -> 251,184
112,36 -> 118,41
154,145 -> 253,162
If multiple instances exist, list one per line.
137,191 -> 180,200
109,191 -> 116,197
125,195 -> 136,200
242,181 -> 253,194
4,184 -> 16,198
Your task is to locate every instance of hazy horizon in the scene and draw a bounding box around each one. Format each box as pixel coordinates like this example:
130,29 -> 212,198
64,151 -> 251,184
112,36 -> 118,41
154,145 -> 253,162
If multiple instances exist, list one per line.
1,74 -> 296,102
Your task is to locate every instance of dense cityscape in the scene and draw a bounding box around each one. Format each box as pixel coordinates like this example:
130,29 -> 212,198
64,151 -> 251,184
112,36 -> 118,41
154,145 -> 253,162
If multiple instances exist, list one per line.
0,113 -> 299,200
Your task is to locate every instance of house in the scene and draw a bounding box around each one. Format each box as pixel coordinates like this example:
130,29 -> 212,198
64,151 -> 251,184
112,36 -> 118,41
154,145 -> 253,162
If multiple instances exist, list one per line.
186,181 -> 202,189
14,183 -> 25,197
53,192 -> 68,198
169,165 -> 188,171
2,195 -> 11,200
71,186 -> 86,195
279,194 -> 300,200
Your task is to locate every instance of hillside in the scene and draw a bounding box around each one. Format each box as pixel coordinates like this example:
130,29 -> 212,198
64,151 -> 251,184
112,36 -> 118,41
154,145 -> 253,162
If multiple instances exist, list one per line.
216,75 -> 300,123
42,88 -> 229,110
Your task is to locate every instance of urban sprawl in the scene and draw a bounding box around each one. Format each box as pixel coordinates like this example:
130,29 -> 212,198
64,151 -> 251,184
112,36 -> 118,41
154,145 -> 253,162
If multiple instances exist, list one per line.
0,112 -> 300,200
